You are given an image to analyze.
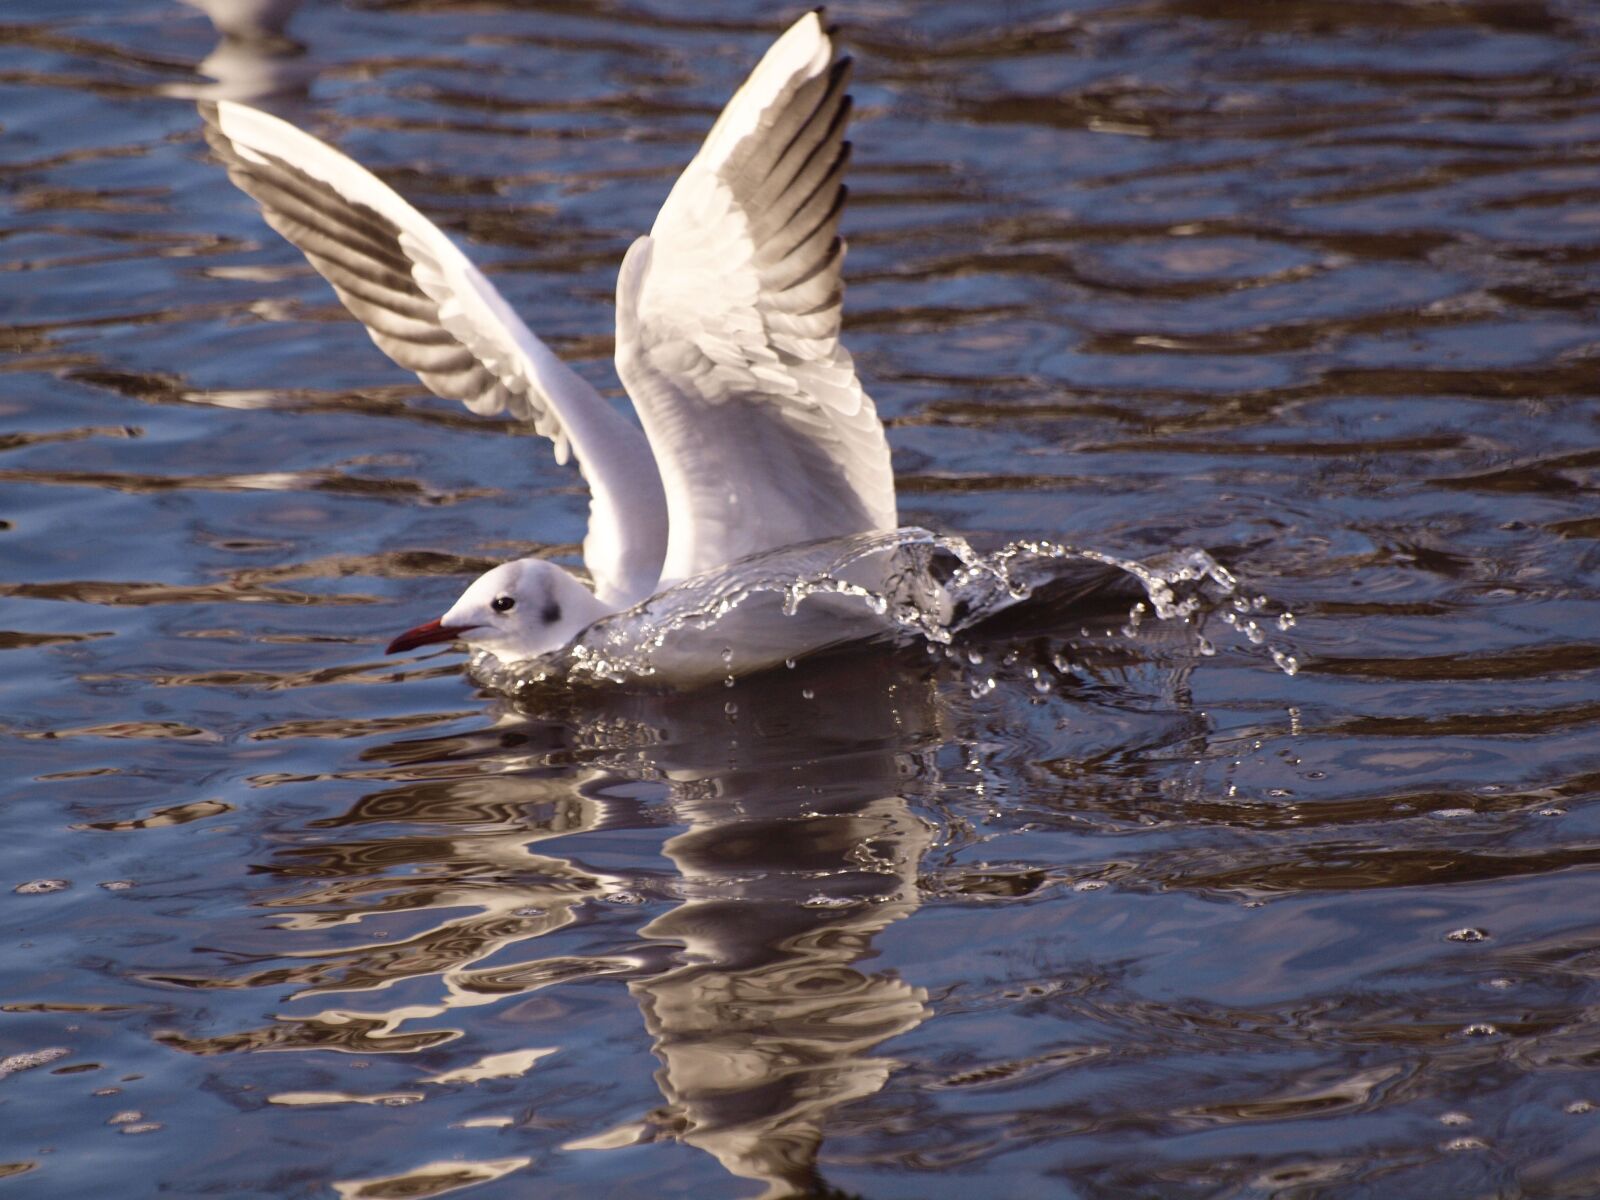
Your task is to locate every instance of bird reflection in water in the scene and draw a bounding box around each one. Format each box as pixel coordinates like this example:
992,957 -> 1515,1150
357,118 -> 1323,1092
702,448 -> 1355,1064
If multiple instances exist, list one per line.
163,648 -> 945,1197
563,654 -> 938,1197
175,0 -> 310,105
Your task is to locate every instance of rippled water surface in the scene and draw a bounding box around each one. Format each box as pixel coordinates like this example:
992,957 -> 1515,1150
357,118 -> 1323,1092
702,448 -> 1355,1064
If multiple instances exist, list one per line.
5,0 -> 1600,1195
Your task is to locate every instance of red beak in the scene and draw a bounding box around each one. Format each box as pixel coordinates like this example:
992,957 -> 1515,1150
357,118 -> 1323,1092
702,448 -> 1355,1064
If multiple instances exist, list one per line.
385,618 -> 479,655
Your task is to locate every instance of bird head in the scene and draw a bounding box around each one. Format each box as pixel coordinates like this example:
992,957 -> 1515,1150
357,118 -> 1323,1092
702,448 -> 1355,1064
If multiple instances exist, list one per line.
387,557 -> 611,662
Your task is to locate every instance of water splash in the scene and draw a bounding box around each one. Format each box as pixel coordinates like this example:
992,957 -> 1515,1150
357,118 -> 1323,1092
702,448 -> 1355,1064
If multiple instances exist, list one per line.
472,528 -> 1295,691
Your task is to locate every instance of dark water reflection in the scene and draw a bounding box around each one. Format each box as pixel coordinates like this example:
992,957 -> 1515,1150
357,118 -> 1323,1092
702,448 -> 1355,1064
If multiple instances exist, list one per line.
5,0 -> 1600,1196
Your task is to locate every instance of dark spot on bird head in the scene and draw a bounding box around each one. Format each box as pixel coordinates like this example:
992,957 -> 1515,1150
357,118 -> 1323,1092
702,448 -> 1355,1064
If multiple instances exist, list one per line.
542,601 -> 561,625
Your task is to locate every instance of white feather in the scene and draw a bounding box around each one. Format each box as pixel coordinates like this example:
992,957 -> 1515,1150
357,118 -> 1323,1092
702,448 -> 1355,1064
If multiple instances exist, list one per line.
617,12 -> 895,587
209,11 -> 897,664
206,100 -> 667,606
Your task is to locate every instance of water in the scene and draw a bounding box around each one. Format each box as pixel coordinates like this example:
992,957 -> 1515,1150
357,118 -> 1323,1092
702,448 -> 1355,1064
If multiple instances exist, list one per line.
493,528 -> 1262,686
4,0 -> 1600,1196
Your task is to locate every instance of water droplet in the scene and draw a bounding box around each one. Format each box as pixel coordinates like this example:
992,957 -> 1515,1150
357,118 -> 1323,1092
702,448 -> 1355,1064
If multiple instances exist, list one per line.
1566,1100 -> 1594,1114
1033,677 -> 1052,694
723,701 -> 737,716
107,1111 -> 142,1126
1073,880 -> 1105,892
98,880 -> 134,891
801,688 -> 815,700
1447,928 -> 1489,943
604,891 -> 645,906
1461,1023 -> 1498,1038
1440,1112 -> 1472,1126
1,1048 -> 69,1080
1442,1136 -> 1487,1152
784,658 -> 796,670
14,880 -> 69,895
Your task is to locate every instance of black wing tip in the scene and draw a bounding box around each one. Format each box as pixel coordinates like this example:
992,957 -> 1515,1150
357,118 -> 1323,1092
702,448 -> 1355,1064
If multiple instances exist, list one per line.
809,6 -> 843,40
196,100 -> 230,145
827,55 -> 854,103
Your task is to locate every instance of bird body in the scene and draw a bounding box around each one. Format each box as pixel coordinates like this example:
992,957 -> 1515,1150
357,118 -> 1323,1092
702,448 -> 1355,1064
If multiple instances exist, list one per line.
203,12 -> 895,669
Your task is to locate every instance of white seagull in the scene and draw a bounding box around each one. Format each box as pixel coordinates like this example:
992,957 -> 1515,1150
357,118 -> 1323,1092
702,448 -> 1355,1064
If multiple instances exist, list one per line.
201,10 -> 897,668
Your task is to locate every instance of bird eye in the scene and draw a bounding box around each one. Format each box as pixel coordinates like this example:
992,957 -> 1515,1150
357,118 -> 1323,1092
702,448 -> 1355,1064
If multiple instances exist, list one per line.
491,595 -> 515,613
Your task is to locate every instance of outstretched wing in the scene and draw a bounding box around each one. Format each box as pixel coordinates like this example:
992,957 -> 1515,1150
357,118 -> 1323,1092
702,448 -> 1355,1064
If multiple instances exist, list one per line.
614,11 -> 895,588
201,100 -> 666,606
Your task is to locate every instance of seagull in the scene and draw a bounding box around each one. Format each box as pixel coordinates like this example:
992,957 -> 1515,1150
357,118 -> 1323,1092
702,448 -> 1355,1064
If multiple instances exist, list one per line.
201,10 -> 897,671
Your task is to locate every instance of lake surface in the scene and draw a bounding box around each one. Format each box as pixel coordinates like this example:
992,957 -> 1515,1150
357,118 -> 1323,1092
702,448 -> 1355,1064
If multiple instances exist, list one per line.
4,0 -> 1600,1196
